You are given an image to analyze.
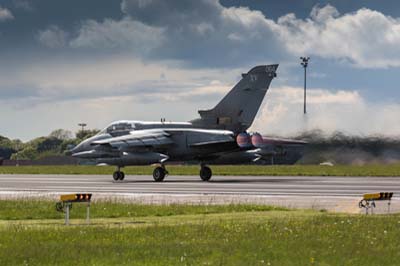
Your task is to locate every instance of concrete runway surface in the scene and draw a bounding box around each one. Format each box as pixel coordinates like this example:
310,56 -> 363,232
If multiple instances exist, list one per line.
0,174 -> 399,214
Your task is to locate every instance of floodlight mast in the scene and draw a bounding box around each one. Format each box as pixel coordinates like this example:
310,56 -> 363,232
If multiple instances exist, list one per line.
300,57 -> 310,114
78,123 -> 87,132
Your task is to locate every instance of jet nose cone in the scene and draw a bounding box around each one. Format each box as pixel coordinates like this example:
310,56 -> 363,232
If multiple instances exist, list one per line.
69,135 -> 102,157
70,144 -> 79,154
66,144 -> 78,156
70,141 -> 86,155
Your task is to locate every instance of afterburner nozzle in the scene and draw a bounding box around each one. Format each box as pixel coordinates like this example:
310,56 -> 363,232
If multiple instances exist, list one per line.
236,132 -> 252,148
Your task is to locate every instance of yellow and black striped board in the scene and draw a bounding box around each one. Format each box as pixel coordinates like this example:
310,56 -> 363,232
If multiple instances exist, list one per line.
363,192 -> 393,201
60,193 -> 92,202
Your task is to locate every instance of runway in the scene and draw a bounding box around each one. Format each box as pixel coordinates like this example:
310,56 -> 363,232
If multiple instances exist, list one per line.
0,174 -> 399,196
0,174 -> 399,213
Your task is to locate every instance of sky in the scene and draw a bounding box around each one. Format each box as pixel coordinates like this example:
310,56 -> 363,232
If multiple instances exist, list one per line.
1,0 -> 400,141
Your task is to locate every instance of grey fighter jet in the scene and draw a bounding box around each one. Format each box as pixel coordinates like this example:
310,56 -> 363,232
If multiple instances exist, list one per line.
71,64 -> 306,181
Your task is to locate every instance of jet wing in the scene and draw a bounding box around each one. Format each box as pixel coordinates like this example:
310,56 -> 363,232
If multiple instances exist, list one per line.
189,139 -> 234,147
91,129 -> 173,150
183,129 -> 235,148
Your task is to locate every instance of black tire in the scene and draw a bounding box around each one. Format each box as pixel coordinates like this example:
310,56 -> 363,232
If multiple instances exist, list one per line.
113,171 -> 120,181
120,172 -> 125,181
153,167 -> 166,182
200,166 -> 212,181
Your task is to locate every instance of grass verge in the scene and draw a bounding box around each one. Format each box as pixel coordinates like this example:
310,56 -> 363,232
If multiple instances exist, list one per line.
0,200 -> 399,265
0,199 -> 286,220
1,164 -> 400,176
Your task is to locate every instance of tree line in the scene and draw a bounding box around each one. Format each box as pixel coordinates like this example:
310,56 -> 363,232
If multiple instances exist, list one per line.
0,129 -> 99,160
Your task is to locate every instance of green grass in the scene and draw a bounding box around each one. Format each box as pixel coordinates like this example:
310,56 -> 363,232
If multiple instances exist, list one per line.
1,164 -> 400,176
0,200 -> 399,265
0,199 -> 286,220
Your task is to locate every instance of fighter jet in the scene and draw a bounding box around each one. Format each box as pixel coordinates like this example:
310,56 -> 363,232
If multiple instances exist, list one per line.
71,64 -> 306,181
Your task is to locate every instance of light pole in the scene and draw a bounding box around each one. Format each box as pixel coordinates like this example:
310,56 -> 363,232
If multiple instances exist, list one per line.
300,57 -> 310,114
78,123 -> 87,132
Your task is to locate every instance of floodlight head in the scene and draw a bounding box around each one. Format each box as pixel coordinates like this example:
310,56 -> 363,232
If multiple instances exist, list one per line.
300,56 -> 310,63
300,56 -> 310,68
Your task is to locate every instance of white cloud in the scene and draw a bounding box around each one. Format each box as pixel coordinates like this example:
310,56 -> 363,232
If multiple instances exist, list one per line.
274,5 -> 400,68
67,0 -> 282,66
37,25 -> 68,48
61,1 -> 400,68
0,6 -> 14,21
268,87 -> 361,104
310,4 -> 339,22
145,82 -> 231,101
70,18 -> 164,52
0,55 -> 238,106
251,86 -> 400,136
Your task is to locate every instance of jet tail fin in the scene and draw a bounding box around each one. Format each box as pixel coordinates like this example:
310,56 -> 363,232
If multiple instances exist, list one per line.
192,64 -> 278,133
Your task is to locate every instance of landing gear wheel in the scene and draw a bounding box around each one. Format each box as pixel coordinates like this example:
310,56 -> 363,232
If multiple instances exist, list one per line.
113,171 -> 120,181
113,171 -> 125,181
153,167 -> 166,182
200,166 -> 212,181
119,171 -> 125,181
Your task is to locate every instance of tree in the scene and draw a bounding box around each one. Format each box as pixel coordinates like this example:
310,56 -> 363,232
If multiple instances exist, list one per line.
49,129 -> 73,140
0,135 -> 22,159
76,129 -> 100,140
3,128 -> 101,161
10,146 -> 36,160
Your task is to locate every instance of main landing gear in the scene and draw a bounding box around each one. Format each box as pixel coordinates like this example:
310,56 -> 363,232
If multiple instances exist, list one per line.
111,165 -> 212,182
111,165 -> 169,182
153,165 -> 168,182
200,164 -> 212,181
113,166 -> 125,181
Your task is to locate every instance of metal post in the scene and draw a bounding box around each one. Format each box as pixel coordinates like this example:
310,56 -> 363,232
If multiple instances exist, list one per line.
86,202 -> 90,225
388,200 -> 391,214
65,203 -> 70,225
300,57 -> 310,115
371,201 -> 374,215
304,66 -> 307,114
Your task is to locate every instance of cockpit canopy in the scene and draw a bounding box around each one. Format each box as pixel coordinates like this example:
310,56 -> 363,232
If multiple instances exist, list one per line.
99,121 -> 136,137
